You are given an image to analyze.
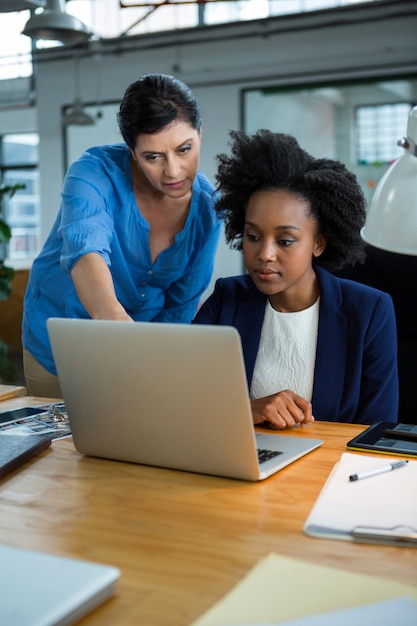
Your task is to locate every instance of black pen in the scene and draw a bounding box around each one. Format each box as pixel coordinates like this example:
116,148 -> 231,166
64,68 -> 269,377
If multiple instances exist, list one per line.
384,428 -> 417,442
349,460 -> 408,482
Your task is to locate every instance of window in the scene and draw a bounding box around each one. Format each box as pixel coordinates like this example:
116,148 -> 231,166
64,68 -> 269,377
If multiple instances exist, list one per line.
356,103 -> 413,165
242,78 -> 417,206
0,133 -> 40,266
0,11 -> 33,80
0,0 -> 383,80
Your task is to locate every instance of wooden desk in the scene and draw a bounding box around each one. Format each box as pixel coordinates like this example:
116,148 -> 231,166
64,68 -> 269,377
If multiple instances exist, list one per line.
1,397 -> 416,625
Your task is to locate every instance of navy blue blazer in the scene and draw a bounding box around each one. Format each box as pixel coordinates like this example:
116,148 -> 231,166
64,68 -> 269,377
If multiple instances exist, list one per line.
194,266 -> 399,424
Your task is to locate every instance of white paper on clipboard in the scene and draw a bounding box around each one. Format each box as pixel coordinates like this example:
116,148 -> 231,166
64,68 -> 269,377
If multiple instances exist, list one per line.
303,452 -> 417,545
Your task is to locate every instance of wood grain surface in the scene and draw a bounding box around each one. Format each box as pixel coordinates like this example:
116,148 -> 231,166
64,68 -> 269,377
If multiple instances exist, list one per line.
1,396 -> 416,625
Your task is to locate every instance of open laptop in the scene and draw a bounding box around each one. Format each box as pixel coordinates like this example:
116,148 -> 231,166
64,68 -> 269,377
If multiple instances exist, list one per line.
47,318 -> 322,481
0,544 -> 119,626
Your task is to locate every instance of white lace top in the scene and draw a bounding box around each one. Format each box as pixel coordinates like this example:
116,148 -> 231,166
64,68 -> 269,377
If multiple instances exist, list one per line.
250,298 -> 320,402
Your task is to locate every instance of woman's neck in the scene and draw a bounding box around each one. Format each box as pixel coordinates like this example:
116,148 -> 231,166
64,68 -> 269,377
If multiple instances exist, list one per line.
268,271 -> 320,313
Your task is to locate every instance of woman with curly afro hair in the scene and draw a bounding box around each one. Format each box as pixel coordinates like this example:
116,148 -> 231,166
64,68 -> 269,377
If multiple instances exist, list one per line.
194,130 -> 398,428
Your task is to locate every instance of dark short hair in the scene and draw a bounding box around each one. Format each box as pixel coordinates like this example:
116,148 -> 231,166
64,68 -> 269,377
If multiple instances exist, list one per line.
117,73 -> 202,149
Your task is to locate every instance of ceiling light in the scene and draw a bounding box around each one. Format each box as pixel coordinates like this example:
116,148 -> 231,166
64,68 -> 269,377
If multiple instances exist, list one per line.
62,56 -> 95,127
22,0 -> 91,45
361,105 -> 417,255
62,99 -> 95,126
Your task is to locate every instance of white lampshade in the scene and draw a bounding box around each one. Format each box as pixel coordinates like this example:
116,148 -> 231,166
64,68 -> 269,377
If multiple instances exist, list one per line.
361,105 -> 417,256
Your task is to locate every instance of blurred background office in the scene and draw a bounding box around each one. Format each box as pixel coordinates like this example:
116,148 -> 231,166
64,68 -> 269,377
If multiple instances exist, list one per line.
0,0 -> 416,420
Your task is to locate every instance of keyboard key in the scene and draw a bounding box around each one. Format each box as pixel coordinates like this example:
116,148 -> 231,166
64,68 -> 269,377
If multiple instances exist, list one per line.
257,448 -> 283,463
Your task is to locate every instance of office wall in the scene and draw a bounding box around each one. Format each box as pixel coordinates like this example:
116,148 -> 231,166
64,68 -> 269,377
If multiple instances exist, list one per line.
0,106 -> 36,134
1,1 -> 416,287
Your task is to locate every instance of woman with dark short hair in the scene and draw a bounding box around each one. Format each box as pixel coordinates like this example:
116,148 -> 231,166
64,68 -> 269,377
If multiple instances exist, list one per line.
23,74 -> 221,397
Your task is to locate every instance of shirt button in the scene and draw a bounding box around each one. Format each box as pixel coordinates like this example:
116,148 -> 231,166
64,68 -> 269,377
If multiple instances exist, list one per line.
141,293 -> 145,298
148,270 -> 153,275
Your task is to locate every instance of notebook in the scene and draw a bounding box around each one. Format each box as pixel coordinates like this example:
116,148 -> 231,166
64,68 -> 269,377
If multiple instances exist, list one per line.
47,318 -> 322,481
0,433 -> 51,479
0,545 -> 120,626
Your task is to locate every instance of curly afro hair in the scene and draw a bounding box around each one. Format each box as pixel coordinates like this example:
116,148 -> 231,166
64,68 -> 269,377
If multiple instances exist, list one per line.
215,130 -> 367,271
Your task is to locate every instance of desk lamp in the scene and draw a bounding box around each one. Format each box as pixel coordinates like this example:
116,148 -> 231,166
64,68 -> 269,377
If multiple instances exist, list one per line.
22,0 -> 90,45
361,105 -> 417,255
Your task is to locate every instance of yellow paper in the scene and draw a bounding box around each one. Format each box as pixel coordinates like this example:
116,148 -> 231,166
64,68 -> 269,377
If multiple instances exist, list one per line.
191,553 -> 417,626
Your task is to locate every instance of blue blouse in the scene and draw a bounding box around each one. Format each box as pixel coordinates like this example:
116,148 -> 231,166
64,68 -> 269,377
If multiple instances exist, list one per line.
23,144 -> 222,375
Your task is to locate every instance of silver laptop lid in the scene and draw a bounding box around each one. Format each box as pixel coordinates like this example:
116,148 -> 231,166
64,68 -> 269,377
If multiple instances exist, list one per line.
48,319 -> 264,480
47,318 -> 322,481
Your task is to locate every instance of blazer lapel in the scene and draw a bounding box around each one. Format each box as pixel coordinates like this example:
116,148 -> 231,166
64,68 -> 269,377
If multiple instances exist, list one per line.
312,268 -> 348,420
234,287 -> 266,385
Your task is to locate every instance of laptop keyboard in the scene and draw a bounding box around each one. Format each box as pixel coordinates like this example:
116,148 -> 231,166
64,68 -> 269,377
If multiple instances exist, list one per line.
257,448 -> 283,464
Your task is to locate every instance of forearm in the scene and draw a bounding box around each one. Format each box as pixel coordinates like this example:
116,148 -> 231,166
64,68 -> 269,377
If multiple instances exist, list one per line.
71,252 -> 133,321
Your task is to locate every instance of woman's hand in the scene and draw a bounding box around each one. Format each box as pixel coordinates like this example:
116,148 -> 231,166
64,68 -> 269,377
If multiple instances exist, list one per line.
251,390 -> 314,430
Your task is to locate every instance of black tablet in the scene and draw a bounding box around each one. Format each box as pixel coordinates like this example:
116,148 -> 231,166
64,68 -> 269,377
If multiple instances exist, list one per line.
347,421 -> 417,457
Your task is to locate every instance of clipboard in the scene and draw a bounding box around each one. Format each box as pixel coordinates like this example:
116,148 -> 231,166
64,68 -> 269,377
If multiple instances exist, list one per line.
303,452 -> 417,546
347,421 -> 417,458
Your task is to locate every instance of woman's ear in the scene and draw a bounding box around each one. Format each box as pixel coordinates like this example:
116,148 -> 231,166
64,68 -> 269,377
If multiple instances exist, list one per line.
313,234 -> 327,258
